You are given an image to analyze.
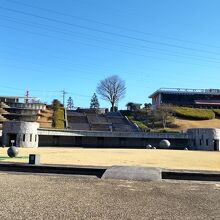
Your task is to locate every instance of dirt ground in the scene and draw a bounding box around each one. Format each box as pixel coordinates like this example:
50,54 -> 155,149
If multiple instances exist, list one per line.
1,147 -> 220,171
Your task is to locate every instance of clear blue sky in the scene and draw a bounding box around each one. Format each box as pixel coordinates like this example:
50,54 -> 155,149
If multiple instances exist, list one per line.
1,0 -> 220,109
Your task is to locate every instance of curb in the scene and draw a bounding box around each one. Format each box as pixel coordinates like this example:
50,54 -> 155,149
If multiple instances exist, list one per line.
0,163 -> 220,182
0,163 -> 106,178
162,169 -> 220,182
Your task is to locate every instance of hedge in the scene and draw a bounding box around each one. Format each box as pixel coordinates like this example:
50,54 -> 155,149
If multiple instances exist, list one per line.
213,109 -> 220,117
53,108 -> 65,129
174,107 -> 215,120
151,128 -> 180,133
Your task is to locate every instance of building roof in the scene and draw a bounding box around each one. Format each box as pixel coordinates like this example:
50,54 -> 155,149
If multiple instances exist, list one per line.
149,88 -> 220,98
126,102 -> 142,106
0,96 -> 37,99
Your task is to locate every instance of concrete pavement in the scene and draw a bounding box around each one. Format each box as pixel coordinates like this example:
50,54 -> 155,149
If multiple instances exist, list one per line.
0,172 -> 219,219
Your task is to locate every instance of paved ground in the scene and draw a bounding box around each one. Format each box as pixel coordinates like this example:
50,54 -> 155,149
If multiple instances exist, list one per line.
0,172 -> 219,219
1,147 -> 220,171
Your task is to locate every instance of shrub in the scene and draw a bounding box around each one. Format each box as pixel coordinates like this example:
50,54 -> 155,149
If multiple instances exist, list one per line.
174,107 -> 215,120
120,110 -> 132,116
127,116 -> 150,132
213,109 -> 220,117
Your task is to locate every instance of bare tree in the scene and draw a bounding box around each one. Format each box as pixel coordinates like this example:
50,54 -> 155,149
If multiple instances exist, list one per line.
97,75 -> 126,112
157,104 -> 174,128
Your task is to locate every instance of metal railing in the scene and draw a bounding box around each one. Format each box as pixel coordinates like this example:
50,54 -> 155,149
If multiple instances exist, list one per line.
159,88 -> 220,94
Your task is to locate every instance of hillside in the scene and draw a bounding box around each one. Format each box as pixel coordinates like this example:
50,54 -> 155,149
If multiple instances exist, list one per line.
122,107 -> 220,132
175,118 -> 220,131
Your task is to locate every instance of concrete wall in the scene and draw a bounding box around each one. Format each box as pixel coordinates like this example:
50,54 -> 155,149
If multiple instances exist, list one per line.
38,135 -> 188,149
8,103 -> 46,110
2,121 -> 39,147
6,109 -> 40,115
3,122 -> 218,150
37,128 -> 188,139
37,128 -> 188,148
0,130 -> 2,145
187,128 -> 220,151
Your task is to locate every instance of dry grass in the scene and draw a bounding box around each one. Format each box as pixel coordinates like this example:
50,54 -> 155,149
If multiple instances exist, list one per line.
1,147 -> 220,171
175,118 -> 220,131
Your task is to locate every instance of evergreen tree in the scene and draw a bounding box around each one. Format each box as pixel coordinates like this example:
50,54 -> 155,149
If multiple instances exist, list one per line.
51,99 -> 62,111
90,93 -> 100,109
51,99 -> 65,128
67,97 -> 74,110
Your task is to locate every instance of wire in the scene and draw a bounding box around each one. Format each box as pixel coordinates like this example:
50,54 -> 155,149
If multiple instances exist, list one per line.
1,24 -> 220,69
1,14 -> 220,64
1,6 -> 220,56
6,0 -> 220,50
0,84 -> 91,99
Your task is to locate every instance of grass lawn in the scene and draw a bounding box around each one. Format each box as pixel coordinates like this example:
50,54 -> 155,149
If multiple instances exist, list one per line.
0,147 -> 220,171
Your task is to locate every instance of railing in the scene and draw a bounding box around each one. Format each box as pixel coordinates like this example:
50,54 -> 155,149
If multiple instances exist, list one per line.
159,88 -> 220,94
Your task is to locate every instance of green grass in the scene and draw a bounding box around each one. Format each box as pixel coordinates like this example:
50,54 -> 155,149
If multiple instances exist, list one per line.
127,115 -> 149,132
174,107 -> 215,120
0,156 -> 29,161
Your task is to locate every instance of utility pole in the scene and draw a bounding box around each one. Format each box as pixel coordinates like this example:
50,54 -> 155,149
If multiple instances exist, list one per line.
61,89 -> 67,107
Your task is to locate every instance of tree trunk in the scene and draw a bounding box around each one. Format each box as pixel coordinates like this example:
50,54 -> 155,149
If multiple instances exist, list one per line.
162,116 -> 166,128
111,102 -> 115,112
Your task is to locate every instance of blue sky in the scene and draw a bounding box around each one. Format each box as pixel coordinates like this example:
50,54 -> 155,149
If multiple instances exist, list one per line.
1,0 -> 220,109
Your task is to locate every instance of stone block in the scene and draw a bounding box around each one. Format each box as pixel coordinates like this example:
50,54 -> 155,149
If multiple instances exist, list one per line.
29,154 -> 40,165
102,166 -> 162,181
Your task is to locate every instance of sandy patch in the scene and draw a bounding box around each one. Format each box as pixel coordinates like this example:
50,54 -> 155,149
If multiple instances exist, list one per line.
1,147 -> 220,171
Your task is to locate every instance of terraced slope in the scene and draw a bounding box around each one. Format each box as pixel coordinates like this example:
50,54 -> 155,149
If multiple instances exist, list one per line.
67,110 -> 139,132
37,109 -> 53,128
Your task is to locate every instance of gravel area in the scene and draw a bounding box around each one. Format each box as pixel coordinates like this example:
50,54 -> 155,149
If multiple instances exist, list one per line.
0,173 -> 219,219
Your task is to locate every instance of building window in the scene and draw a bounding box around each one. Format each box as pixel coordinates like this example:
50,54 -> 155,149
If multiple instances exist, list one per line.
35,135 -> 37,142
23,134 -> 25,142
206,139 -> 209,146
30,134 -> 32,142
